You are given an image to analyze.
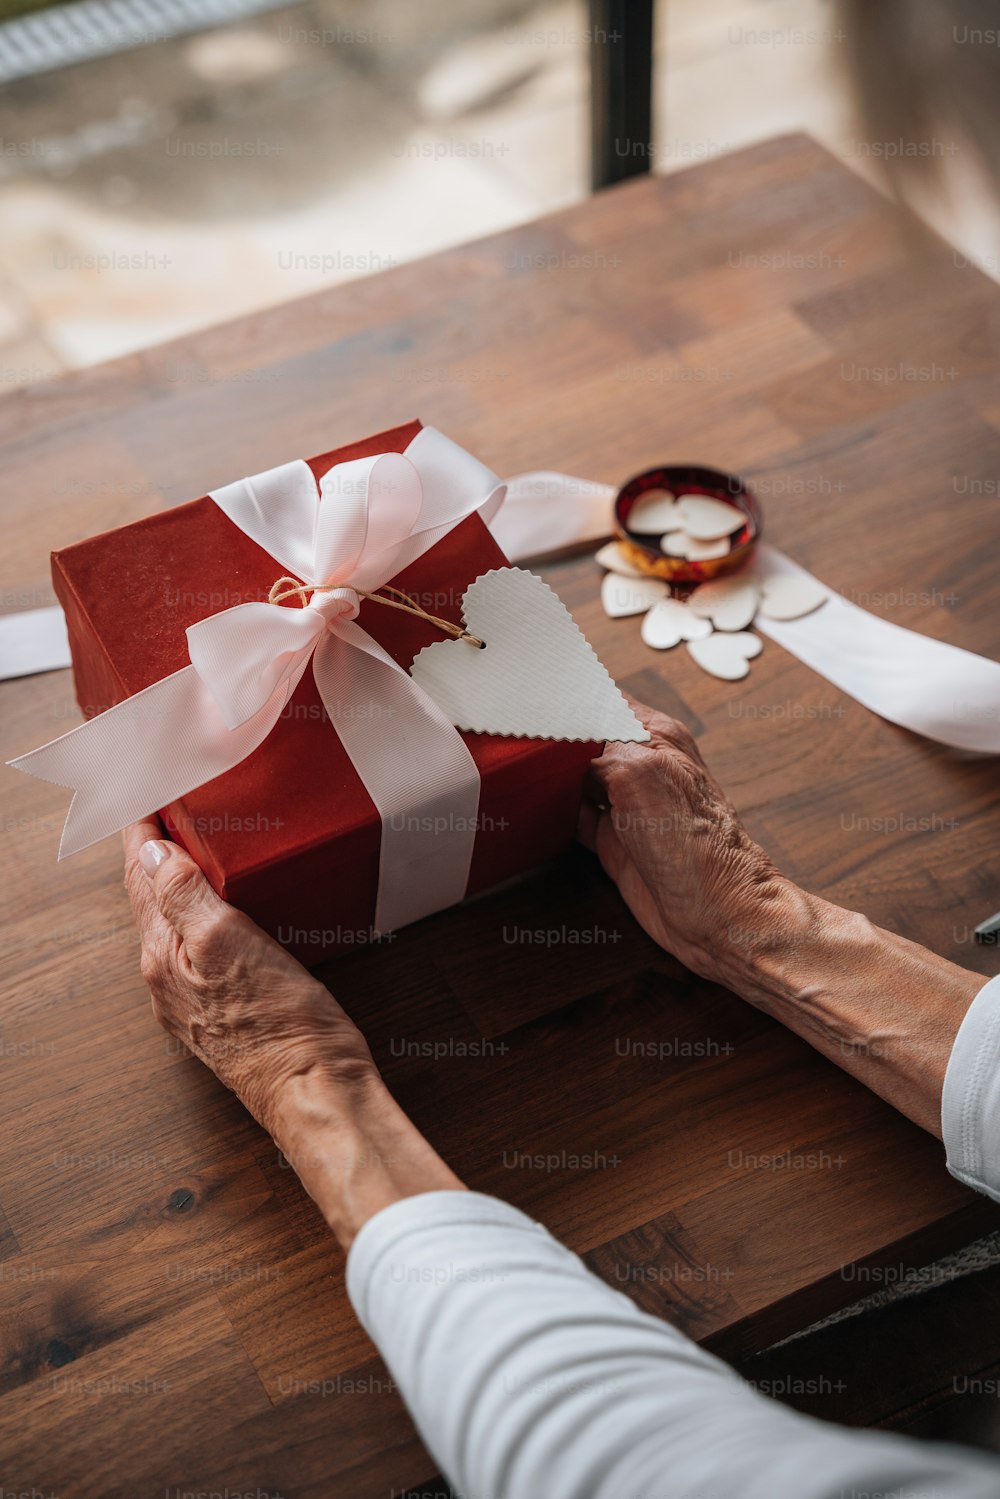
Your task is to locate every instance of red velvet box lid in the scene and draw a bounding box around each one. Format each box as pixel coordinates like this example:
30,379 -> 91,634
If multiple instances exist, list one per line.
53,420 -> 600,959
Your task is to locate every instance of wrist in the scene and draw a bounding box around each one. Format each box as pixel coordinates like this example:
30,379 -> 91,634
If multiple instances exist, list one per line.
708,875 -> 825,1003
714,878 -> 983,1134
270,1066 -> 465,1251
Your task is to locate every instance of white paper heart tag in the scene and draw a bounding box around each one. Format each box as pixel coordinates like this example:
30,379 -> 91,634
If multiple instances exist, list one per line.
410,568 -> 649,744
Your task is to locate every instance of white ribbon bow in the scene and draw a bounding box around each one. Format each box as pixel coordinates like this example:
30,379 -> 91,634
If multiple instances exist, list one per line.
11,427 -> 506,934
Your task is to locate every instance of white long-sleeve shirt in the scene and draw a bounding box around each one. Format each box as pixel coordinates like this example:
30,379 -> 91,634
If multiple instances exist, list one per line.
348,974 -> 1000,1499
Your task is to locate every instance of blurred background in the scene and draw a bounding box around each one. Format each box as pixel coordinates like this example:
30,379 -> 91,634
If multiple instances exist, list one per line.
0,0 -> 994,385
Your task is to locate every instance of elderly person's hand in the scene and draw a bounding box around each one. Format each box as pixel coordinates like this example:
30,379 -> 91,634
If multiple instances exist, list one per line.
123,818 -> 463,1247
577,700 -> 791,992
578,697 -> 982,1136
123,817 -> 376,1134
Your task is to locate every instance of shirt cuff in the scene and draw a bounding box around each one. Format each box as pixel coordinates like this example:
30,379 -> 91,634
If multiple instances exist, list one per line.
346,1189 -> 550,1325
942,972 -> 1000,1201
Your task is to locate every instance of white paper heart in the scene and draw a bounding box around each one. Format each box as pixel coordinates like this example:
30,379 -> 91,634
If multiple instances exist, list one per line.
641,599 -> 713,650
758,573 -> 827,621
676,495 -> 746,540
594,541 -> 645,578
601,572 -> 668,617
689,576 -> 760,631
687,631 -> 763,681
629,489 -> 684,534
661,532 -> 690,558
661,530 -> 731,561
682,612 -> 713,641
411,568 -> 649,743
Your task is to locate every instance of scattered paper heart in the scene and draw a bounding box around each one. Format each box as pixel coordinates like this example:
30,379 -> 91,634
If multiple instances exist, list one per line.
411,568 -> 649,743
591,534 -> 828,685
687,630 -> 763,681
601,572 -> 669,618
689,576 -> 760,631
641,599 -> 714,650
758,573 -> 828,621
595,541 -> 646,578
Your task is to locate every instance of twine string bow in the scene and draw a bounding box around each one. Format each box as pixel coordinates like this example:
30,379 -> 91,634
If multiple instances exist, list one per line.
267,576 -> 485,648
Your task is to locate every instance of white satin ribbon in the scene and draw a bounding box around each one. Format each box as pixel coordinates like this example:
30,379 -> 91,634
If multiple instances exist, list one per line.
0,605 -> 70,678
10,427 -> 505,935
747,545 -> 1000,755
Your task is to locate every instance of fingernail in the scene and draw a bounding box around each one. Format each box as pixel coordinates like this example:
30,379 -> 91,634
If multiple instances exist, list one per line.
139,840 -> 170,878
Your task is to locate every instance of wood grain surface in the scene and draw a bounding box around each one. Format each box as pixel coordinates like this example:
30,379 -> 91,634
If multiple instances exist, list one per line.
2,132 -> 1000,1498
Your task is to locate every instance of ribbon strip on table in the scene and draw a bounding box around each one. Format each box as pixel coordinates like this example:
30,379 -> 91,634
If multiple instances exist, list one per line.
0,605 -> 70,677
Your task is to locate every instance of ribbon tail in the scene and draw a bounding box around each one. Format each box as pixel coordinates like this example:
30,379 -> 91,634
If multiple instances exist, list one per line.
749,546 -> 1000,754
488,471 -> 615,561
313,625 -> 482,935
0,605 -> 71,680
8,663 -> 303,857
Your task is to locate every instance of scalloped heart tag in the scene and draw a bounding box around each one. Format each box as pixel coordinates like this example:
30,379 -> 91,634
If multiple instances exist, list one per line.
410,568 -> 649,743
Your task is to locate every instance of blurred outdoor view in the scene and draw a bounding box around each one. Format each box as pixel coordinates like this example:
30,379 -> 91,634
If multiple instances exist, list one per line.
0,0 -> 993,385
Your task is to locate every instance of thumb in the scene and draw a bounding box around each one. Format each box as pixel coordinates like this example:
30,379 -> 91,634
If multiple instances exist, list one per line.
579,805 -> 629,885
138,838 -> 228,939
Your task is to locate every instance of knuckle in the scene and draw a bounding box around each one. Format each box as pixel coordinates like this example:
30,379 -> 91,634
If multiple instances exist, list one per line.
158,859 -> 204,908
674,723 -> 698,754
189,902 -> 238,958
600,750 -> 639,784
674,749 -> 705,786
123,859 -> 145,904
205,901 -> 238,939
660,716 -> 697,755
139,947 -> 163,989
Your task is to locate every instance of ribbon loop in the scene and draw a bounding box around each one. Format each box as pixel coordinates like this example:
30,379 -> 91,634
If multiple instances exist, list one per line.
187,602 -> 323,731
315,453 -> 423,589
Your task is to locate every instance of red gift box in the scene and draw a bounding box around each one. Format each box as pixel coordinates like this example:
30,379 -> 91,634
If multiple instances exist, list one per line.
52,420 -> 601,961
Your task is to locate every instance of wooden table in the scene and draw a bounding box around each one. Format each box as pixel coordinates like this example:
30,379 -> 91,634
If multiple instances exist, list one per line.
3,132 -> 1000,1499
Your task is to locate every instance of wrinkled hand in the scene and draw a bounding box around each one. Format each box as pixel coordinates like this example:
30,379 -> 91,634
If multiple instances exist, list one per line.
578,700 -> 789,985
123,818 -> 377,1136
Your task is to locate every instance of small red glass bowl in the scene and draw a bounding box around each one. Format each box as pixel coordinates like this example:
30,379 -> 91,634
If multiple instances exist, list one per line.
614,464 -> 763,585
